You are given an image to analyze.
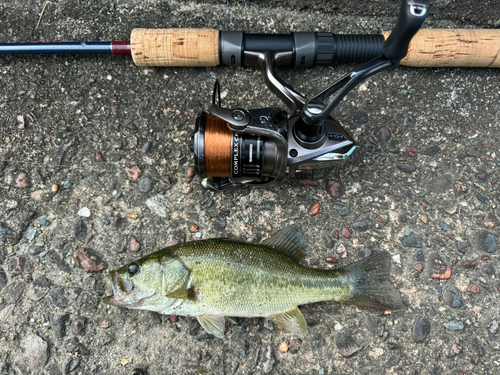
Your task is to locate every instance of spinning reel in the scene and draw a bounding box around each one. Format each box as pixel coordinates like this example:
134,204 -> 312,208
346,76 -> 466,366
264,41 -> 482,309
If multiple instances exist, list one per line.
190,0 -> 429,191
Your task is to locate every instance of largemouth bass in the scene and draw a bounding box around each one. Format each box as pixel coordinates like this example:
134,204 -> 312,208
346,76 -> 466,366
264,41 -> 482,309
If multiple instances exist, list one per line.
103,226 -> 402,338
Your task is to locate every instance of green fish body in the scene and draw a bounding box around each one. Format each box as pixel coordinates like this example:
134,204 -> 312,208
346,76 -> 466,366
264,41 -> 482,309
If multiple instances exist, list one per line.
104,227 -> 401,338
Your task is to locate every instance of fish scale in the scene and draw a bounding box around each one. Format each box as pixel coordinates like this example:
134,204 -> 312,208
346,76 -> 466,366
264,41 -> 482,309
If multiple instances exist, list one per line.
168,240 -> 350,317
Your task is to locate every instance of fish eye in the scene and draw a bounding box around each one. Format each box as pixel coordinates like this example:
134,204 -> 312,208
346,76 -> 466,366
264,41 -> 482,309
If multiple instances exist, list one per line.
127,262 -> 140,277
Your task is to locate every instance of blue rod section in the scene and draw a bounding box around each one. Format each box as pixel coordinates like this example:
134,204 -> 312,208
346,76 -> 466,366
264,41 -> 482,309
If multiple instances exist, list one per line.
0,42 -> 112,55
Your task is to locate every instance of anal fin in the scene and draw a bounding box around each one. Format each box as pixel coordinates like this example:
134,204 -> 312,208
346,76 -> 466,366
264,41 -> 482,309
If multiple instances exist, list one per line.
268,306 -> 307,335
197,314 -> 225,339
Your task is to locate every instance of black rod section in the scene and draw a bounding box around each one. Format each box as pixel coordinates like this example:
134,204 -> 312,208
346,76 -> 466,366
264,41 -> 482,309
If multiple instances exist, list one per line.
220,31 -> 385,68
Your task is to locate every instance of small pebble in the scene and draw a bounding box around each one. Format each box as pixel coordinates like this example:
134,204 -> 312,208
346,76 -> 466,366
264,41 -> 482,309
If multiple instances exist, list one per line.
375,127 -> 391,142
308,202 -> 320,216
125,166 -> 141,180
443,321 -> 464,331
232,326 -> 245,335
483,233 -> 496,253
288,339 -> 300,353
477,193 -> 488,203
333,205 -> 349,215
489,320 -> 498,333
130,237 -> 140,252
187,167 -> 195,182
383,353 -> 400,367
27,228 -> 37,241
71,317 -> 87,336
141,141 -> 152,153
138,177 -> 153,193
457,242 -> 467,253
327,180 -> 344,198
401,234 -> 423,248
341,227 -> 351,239
440,222 -> 450,231
298,178 -> 317,186
468,284 -> 480,294
15,172 -> 30,188
62,181 -> 72,188
278,341 -> 288,352
77,207 -> 91,217
39,219 -> 51,227
352,220 -> 373,231
413,316 -> 430,342
397,164 -> 416,173
451,295 -> 463,308
28,245 -> 43,255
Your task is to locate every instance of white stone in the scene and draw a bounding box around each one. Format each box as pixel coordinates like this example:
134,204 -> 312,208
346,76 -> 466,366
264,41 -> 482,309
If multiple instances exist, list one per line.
77,207 -> 91,217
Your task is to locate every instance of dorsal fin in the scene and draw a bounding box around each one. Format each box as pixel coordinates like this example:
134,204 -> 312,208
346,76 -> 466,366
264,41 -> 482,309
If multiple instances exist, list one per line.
261,226 -> 305,263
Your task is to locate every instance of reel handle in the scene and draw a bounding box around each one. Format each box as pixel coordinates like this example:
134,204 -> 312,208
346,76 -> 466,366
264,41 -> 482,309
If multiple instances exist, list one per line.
383,0 -> 429,61
298,0 -> 429,130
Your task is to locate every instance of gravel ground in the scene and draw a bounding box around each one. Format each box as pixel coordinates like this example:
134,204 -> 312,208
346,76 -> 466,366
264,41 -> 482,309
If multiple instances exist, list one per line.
0,1 -> 499,374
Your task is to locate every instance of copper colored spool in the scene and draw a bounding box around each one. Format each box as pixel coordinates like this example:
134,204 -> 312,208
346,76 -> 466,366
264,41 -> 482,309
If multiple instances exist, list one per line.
204,115 -> 231,177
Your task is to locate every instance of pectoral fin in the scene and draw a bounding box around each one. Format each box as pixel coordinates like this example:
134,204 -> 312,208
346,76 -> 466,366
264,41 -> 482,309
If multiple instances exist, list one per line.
197,314 -> 226,339
166,286 -> 197,301
268,306 -> 307,335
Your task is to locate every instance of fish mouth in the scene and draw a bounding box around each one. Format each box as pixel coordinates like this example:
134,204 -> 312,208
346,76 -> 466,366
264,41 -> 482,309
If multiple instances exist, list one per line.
103,270 -> 131,307
102,294 -> 122,306
103,270 -> 158,308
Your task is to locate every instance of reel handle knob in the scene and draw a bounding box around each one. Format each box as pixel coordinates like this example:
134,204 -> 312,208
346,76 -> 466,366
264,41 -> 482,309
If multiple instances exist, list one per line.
383,0 -> 429,61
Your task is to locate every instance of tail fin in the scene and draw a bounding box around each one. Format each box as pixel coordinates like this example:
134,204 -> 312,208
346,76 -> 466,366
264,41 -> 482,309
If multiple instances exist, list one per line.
342,252 -> 403,310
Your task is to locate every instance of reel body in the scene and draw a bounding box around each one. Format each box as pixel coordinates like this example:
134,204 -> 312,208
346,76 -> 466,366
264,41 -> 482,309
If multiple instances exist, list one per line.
190,105 -> 355,191
190,0 -> 429,191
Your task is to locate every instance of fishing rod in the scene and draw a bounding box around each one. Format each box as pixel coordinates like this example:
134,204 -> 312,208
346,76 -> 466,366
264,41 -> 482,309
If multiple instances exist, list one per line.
1,20 -> 499,68
1,1 -> 498,191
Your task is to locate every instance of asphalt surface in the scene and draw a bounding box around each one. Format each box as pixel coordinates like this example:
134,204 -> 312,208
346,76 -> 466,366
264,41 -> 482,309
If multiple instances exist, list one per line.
0,1 -> 499,375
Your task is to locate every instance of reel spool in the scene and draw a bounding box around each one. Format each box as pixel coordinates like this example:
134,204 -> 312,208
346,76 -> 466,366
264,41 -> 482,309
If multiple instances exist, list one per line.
190,106 -> 286,190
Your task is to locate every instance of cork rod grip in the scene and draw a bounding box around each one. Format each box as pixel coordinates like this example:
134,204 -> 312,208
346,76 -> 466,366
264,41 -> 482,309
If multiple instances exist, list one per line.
130,29 -> 219,67
383,29 -> 500,68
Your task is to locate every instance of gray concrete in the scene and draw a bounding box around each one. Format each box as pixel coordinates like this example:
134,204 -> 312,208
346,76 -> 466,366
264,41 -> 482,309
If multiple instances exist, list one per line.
0,1 -> 499,374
